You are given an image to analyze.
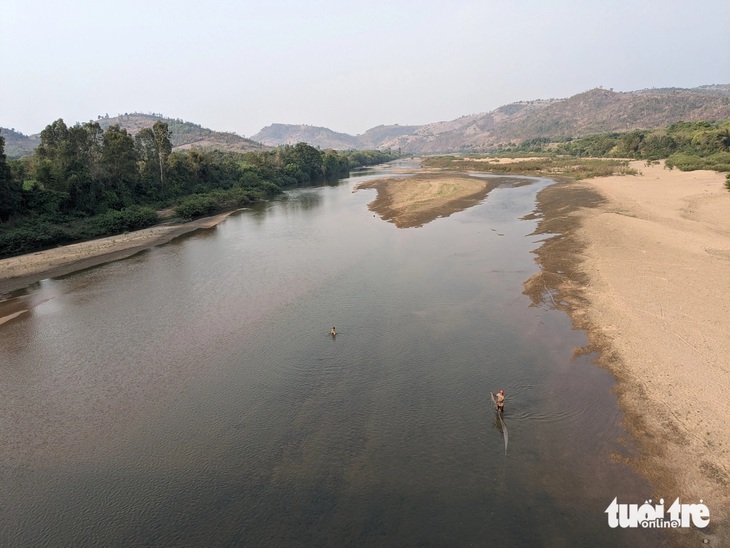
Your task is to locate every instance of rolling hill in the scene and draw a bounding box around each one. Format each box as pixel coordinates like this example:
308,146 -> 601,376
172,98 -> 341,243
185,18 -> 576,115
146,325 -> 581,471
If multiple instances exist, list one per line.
1,128 -> 41,158
252,123 -> 361,149
95,113 -> 268,153
254,85 -> 730,152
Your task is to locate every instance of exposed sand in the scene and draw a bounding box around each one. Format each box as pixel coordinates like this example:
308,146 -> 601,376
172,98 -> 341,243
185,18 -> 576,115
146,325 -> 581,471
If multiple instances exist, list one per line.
0,212 -> 234,295
355,172 -> 529,228
526,161 -> 730,544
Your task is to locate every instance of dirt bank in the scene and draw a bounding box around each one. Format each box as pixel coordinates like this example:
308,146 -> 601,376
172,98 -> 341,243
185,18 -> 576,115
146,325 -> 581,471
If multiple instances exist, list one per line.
0,212 -> 234,295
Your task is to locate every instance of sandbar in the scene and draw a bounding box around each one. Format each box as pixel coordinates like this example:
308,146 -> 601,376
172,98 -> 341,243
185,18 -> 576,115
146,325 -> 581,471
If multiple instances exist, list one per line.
526,161 -> 730,544
355,172 -> 528,228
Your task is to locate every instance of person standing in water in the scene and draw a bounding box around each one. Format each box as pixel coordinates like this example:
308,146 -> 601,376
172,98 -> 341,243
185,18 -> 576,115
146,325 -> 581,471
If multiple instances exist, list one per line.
330,327 -> 336,336
493,389 -> 505,413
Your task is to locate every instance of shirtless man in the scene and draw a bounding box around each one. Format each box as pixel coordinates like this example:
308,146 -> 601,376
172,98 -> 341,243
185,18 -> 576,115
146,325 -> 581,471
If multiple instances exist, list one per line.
493,389 -> 505,414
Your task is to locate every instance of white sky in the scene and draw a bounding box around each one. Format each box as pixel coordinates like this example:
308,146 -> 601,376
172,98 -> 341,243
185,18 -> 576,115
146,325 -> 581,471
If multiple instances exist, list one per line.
2,0 -> 729,137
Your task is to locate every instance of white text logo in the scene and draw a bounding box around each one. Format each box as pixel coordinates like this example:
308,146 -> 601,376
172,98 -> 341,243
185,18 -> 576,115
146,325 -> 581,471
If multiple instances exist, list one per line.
605,498 -> 710,528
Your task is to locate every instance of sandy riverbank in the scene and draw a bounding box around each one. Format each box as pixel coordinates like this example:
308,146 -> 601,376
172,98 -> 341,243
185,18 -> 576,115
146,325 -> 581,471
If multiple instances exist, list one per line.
355,171 -> 529,228
526,161 -> 730,544
0,212 -> 235,295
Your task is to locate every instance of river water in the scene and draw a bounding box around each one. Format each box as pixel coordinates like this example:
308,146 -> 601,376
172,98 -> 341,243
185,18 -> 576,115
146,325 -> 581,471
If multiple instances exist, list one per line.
0,160 -> 663,546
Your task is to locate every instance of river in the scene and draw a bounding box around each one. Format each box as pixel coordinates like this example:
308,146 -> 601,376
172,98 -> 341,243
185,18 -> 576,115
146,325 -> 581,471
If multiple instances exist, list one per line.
0,160 -> 662,545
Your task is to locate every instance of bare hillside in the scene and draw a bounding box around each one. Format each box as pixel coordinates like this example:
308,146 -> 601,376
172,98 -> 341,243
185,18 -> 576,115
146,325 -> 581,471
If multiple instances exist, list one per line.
376,88 -> 730,152
252,123 -> 360,149
1,128 -> 41,158
254,86 -> 730,152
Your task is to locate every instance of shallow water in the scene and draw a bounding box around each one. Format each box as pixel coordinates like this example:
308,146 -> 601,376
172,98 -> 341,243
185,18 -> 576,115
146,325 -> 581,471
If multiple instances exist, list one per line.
0,160 -> 663,545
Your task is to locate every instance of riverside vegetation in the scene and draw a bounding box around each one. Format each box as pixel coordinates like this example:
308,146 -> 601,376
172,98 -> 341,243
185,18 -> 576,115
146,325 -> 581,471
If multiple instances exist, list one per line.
0,120 -> 396,258
476,120 -> 730,187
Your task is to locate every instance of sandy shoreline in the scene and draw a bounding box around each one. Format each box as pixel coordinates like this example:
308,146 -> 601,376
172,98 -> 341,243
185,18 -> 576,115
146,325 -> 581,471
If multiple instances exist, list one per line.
527,161 -> 729,544
0,212 -> 235,295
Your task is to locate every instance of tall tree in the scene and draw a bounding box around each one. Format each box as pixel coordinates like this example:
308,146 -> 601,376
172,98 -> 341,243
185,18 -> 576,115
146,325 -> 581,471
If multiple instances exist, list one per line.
153,121 -> 172,191
101,124 -> 137,206
0,133 -> 21,221
135,127 -> 158,191
64,122 -> 106,213
135,122 -> 172,194
35,118 -> 71,191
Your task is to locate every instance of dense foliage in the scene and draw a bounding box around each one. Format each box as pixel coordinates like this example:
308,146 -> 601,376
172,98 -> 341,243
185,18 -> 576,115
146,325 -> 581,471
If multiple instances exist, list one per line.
422,156 -> 637,180
498,120 -> 730,173
0,120 -> 397,258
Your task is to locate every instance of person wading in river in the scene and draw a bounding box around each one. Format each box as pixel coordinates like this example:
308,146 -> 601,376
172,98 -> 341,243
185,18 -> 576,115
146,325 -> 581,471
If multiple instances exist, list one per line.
493,389 -> 505,414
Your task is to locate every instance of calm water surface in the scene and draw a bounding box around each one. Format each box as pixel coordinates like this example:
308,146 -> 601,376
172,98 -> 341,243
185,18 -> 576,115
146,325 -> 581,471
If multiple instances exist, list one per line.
0,160 -> 663,545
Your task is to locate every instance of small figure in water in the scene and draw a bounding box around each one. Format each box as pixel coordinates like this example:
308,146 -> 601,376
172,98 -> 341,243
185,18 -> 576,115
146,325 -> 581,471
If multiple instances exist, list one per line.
493,389 -> 505,414
330,327 -> 336,336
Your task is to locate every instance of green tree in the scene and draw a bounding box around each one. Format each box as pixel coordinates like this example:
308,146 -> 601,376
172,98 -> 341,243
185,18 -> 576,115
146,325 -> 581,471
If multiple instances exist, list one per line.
135,121 -> 172,195
276,142 -> 323,184
101,124 -> 138,207
35,118 -> 71,191
0,133 -> 21,221
135,127 -> 159,193
153,121 -> 172,190
322,149 -> 349,179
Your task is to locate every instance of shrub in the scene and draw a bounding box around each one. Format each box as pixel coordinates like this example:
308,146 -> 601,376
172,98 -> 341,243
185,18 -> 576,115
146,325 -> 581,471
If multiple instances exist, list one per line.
0,222 -> 68,258
175,195 -> 219,220
91,206 -> 159,233
665,152 -> 730,172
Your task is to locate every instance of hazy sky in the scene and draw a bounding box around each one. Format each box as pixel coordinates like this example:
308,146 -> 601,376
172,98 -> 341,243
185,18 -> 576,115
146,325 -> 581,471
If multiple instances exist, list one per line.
2,0 -> 729,137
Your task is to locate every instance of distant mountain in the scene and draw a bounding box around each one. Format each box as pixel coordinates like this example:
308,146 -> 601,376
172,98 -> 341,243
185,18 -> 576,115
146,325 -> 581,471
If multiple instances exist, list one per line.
252,86 -> 730,153
1,128 -> 41,158
357,124 -> 421,149
252,123 -> 361,149
251,123 -> 422,150
1,113 -> 268,158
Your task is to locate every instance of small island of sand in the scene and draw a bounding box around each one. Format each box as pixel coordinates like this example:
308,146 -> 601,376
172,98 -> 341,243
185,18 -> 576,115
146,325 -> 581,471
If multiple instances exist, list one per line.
355,172 -> 528,228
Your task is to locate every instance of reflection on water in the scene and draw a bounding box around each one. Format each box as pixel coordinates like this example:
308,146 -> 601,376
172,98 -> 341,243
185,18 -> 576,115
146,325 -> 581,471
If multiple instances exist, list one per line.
0,160 -> 663,546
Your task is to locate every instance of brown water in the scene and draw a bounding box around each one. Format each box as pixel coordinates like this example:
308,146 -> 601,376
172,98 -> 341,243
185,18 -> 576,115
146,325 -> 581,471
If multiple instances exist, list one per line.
0,160 -> 664,546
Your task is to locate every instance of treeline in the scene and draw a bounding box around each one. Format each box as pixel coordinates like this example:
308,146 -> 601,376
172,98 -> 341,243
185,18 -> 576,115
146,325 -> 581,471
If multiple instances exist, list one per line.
422,156 -> 637,180
0,119 -> 397,258
500,120 -> 730,173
